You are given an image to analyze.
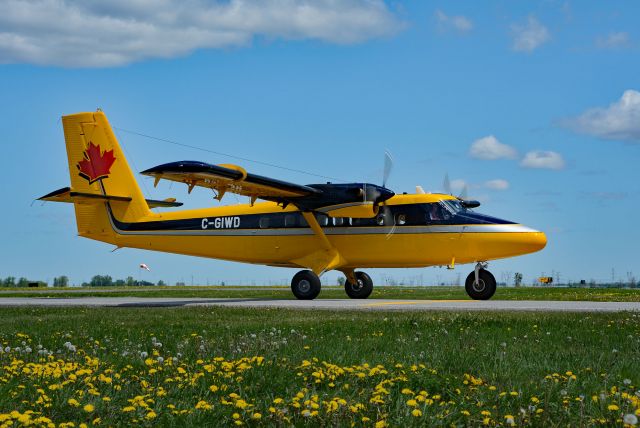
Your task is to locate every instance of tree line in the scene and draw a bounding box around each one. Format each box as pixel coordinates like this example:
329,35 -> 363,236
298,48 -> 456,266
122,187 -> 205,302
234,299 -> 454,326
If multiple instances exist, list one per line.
0,275 -> 169,288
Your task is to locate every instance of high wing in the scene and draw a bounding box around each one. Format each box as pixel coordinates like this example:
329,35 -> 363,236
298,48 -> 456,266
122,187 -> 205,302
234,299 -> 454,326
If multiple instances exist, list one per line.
141,160 -> 394,215
141,161 -> 322,205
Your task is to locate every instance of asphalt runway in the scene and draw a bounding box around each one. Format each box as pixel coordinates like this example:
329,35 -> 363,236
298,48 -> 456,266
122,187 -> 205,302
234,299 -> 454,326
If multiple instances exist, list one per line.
0,297 -> 639,312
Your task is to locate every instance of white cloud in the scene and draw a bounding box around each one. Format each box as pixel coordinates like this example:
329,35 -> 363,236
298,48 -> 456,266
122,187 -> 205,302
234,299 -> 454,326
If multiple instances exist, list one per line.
469,135 -> 518,160
435,10 -> 473,34
0,0 -> 403,67
562,90 -> 640,143
596,32 -> 631,49
510,16 -> 550,52
484,179 -> 509,190
520,151 -> 565,170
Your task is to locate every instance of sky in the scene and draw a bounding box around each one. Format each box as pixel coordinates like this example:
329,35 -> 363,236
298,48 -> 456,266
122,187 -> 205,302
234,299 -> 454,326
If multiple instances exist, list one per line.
1,0 -> 639,286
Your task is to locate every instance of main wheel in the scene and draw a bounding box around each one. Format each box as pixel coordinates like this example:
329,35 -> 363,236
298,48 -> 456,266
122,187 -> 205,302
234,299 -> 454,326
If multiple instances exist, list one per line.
465,269 -> 496,300
291,270 -> 321,300
344,271 -> 373,299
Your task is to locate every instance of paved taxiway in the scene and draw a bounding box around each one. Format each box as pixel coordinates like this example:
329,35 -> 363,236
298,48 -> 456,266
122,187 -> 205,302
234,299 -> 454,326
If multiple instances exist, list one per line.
0,297 -> 639,312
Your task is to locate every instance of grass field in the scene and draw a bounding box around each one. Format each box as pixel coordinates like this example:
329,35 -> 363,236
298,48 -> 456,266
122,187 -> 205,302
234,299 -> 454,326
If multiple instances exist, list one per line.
2,285 -> 640,302
1,307 -> 640,426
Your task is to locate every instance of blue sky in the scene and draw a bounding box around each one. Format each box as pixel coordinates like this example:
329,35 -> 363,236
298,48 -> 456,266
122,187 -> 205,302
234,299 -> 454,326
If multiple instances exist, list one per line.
1,0 -> 639,286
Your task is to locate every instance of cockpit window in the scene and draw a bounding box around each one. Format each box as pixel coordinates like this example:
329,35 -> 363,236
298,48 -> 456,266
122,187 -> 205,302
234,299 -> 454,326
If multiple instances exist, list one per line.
440,199 -> 470,215
426,203 -> 451,222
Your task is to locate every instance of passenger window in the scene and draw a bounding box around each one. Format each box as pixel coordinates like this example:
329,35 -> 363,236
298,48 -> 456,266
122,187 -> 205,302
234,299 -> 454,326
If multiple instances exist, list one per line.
333,217 -> 344,226
284,215 -> 296,227
259,217 -> 270,229
316,214 -> 329,226
396,214 -> 406,225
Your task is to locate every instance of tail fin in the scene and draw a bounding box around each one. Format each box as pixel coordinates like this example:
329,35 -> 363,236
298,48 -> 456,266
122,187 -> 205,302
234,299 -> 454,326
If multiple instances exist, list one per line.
60,111 -> 151,241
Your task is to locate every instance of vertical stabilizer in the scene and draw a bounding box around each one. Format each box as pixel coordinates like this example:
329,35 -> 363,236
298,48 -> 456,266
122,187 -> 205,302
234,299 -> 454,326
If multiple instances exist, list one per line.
61,111 -> 150,240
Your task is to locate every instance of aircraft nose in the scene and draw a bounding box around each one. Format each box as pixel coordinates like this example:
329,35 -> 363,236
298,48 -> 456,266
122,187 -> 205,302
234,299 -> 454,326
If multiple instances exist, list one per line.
529,231 -> 547,251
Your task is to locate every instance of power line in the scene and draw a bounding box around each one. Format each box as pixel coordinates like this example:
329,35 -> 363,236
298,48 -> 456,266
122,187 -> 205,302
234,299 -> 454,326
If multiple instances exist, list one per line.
114,126 -> 348,183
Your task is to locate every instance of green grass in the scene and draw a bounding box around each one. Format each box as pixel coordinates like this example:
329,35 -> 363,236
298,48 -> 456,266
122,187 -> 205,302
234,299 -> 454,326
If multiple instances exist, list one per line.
2,285 -> 640,302
1,307 -> 639,426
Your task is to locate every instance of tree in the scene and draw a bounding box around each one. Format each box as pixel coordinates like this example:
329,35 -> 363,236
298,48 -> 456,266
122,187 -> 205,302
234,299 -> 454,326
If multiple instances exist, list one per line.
114,279 -> 126,287
89,275 -> 113,287
514,272 -> 523,287
17,277 -> 29,288
157,280 -> 166,286
2,277 -> 16,287
125,276 -> 136,287
337,277 -> 346,286
53,276 -> 69,287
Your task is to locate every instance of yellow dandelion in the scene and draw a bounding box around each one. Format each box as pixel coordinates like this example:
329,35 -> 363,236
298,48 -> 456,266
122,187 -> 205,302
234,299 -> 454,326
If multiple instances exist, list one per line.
411,409 -> 422,417
608,404 -> 620,411
83,404 -> 94,413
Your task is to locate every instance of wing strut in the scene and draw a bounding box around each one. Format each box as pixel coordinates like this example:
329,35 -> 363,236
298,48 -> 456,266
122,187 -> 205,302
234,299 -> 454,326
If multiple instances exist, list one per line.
290,212 -> 347,275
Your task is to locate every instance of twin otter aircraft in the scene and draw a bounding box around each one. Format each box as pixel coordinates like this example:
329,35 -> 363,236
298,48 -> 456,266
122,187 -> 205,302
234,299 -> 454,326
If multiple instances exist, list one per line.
40,111 -> 547,300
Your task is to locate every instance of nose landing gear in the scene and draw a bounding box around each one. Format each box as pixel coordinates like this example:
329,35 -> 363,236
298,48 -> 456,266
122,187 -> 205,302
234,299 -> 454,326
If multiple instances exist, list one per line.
465,262 -> 496,300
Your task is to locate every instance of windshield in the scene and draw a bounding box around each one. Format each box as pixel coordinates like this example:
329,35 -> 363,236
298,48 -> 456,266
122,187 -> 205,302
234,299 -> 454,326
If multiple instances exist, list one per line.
440,199 -> 469,215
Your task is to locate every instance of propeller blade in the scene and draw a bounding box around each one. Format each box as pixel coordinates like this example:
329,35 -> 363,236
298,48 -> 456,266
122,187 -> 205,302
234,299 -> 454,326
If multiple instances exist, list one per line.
459,185 -> 468,200
381,204 -> 396,240
443,173 -> 451,195
382,150 -> 393,188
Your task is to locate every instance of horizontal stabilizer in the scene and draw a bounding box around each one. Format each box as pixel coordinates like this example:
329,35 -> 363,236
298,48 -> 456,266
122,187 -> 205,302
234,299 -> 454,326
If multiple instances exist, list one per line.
38,187 -> 182,208
145,198 -> 183,208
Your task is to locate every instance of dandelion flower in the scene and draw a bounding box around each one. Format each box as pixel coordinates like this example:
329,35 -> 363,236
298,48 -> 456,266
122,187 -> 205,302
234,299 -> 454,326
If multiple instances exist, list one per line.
411,409 -> 422,417
83,404 -> 94,413
608,404 -> 620,411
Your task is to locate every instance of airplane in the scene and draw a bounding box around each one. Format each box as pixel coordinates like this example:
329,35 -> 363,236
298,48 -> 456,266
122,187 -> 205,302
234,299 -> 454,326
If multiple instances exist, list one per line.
39,111 -> 547,300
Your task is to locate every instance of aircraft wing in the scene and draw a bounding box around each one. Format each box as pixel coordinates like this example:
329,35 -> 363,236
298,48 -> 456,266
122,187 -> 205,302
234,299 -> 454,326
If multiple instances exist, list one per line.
140,161 -> 322,203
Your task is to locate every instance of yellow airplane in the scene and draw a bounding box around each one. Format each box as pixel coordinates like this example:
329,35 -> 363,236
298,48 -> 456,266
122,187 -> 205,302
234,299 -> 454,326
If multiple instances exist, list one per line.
39,111 -> 547,300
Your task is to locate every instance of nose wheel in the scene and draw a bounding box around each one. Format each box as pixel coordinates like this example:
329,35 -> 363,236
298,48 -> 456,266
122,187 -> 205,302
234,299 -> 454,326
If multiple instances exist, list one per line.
291,270 -> 321,300
344,271 -> 373,299
465,263 -> 496,300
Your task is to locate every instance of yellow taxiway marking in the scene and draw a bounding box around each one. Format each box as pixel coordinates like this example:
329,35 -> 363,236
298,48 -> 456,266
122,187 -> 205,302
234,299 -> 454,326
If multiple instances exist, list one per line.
364,301 -> 418,307
363,299 -> 474,307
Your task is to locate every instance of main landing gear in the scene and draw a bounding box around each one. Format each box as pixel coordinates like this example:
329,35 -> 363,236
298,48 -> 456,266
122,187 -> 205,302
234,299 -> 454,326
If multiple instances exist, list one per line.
465,262 -> 497,300
291,270 -> 322,300
290,269 -> 374,300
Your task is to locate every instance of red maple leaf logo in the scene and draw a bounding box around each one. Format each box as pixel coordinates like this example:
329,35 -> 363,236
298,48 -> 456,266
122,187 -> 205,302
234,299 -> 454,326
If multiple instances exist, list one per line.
77,142 -> 116,184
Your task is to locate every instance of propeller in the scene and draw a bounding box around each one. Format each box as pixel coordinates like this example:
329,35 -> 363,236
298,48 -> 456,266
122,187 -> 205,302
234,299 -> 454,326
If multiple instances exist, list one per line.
443,173 -> 452,195
382,150 -> 393,188
380,150 -> 396,239
458,184 -> 468,200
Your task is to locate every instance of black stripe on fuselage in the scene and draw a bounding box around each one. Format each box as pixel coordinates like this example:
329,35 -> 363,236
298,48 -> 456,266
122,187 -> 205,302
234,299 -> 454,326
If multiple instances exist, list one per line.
108,203 -> 514,233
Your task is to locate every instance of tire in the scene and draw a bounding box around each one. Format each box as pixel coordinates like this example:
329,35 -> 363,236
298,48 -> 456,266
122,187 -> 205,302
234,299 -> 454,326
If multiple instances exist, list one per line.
345,271 -> 373,299
465,269 -> 496,300
291,270 -> 321,300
